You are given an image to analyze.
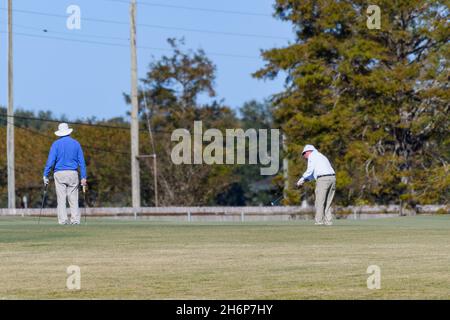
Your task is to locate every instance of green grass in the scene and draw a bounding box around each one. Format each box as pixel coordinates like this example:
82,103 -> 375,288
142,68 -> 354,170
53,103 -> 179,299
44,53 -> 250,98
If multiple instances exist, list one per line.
0,216 -> 449,299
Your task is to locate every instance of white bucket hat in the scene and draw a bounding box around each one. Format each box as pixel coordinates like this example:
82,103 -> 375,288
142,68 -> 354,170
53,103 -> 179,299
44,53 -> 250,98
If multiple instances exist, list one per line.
55,123 -> 73,137
302,144 -> 316,155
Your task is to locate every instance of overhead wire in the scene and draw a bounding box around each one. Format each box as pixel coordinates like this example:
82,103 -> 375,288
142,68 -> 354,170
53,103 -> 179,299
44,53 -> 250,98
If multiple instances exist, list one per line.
0,114 -> 281,139
0,114 -> 132,131
0,3 -> 281,139
0,20 -> 130,41
0,117 -> 131,155
0,7 -> 287,40
0,30 -> 259,60
104,0 -> 273,17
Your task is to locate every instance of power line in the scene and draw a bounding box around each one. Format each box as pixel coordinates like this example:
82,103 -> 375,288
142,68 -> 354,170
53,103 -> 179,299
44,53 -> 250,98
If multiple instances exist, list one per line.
138,23 -> 289,41
0,30 -> 259,60
0,7 -> 286,40
0,30 -> 132,49
0,20 -> 130,41
0,117 -> 130,155
105,0 -> 272,17
0,113 -> 189,137
0,118 -> 131,182
0,114 -> 281,138
0,113 -> 132,131
0,7 -> 128,26
0,113 -> 208,136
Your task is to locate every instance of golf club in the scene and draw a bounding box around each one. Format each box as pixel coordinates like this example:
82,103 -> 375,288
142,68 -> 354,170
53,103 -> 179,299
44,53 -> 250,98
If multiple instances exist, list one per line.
37,183 -> 49,225
270,195 -> 284,206
82,184 -> 88,224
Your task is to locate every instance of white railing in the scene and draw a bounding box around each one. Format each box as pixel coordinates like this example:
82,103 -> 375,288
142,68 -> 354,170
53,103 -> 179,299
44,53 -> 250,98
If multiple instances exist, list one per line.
0,205 -> 447,221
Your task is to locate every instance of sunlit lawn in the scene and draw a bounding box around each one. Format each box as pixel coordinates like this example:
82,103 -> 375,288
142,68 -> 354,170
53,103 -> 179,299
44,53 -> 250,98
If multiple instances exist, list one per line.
0,216 -> 449,299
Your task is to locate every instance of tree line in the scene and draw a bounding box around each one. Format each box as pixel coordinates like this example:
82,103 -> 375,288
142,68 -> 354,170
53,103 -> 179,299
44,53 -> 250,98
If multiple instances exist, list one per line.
255,0 -> 449,208
1,1 -> 449,209
0,40 -> 278,208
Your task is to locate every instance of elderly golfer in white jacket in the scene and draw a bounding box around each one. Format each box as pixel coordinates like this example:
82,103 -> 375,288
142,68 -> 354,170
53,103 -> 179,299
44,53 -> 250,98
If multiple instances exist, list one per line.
297,145 -> 336,226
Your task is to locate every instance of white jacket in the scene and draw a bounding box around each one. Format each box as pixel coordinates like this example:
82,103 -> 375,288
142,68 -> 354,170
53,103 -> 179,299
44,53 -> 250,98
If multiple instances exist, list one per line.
298,149 -> 335,183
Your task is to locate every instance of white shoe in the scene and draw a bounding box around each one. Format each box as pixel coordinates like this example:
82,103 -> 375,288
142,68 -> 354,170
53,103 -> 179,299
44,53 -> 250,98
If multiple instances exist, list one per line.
314,222 -> 324,226
71,221 -> 80,225
324,222 -> 333,226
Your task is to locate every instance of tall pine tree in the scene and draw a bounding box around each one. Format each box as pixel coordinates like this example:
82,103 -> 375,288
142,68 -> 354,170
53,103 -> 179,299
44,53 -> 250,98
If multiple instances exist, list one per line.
255,1 -> 449,208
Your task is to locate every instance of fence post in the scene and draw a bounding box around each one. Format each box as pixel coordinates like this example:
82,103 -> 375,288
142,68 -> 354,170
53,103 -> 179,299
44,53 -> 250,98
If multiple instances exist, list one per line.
241,211 -> 245,222
187,211 -> 191,222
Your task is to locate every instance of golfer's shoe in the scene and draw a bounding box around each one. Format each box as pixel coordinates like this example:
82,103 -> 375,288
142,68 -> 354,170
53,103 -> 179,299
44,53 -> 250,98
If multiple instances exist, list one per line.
314,222 -> 324,226
324,223 -> 333,226
59,220 -> 70,225
70,221 -> 80,225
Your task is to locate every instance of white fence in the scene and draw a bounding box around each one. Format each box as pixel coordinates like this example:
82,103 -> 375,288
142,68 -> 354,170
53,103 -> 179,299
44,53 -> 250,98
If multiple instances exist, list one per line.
0,205 -> 447,221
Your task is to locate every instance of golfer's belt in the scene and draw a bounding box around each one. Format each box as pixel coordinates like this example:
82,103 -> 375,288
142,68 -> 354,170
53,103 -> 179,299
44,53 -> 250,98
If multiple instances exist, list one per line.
317,174 -> 336,178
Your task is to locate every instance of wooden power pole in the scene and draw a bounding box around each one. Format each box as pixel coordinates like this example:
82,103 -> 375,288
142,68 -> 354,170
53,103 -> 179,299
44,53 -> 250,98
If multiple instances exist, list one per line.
7,0 -> 15,209
130,0 -> 140,214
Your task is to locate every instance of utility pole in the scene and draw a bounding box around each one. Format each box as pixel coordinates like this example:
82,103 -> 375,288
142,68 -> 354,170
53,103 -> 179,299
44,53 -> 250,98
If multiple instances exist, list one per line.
7,0 -> 15,209
130,0 -> 140,215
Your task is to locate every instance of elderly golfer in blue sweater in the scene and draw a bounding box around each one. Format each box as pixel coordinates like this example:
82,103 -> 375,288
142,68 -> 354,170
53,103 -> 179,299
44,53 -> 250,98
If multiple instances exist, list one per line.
43,123 -> 87,225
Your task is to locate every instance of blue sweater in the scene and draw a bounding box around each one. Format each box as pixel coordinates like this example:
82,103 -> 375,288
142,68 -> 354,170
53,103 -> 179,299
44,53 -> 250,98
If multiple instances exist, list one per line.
43,136 -> 87,179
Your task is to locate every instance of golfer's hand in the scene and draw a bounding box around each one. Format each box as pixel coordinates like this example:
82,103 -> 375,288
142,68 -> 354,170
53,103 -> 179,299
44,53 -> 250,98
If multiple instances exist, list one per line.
43,176 -> 49,185
296,178 -> 304,188
81,178 -> 87,186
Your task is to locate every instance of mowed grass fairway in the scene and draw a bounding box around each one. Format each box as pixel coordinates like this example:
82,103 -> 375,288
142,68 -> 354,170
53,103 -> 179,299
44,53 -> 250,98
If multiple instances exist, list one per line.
0,216 -> 449,299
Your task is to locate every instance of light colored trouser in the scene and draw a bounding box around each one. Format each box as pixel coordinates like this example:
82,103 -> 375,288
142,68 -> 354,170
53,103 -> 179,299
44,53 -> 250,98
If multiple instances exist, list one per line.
54,170 -> 80,224
315,176 -> 336,224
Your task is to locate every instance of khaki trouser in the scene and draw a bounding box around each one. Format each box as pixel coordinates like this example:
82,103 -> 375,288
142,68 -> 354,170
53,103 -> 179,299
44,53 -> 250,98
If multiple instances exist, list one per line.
54,170 -> 80,224
315,176 -> 336,225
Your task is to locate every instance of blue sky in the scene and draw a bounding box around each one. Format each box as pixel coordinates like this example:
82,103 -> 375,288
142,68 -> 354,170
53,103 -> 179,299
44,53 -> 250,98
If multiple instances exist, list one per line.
0,0 -> 294,120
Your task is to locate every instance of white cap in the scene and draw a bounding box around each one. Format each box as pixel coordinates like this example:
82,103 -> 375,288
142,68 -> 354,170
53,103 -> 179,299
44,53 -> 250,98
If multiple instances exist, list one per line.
54,123 -> 73,137
302,144 -> 316,155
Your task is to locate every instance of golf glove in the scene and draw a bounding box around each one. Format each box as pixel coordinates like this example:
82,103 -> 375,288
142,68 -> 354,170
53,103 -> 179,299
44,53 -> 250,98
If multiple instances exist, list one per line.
296,177 -> 304,187
43,176 -> 49,185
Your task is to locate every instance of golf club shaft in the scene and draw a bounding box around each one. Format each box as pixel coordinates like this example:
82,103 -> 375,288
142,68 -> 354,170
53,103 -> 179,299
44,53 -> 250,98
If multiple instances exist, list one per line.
271,195 -> 284,205
83,185 -> 88,224
38,184 -> 48,225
